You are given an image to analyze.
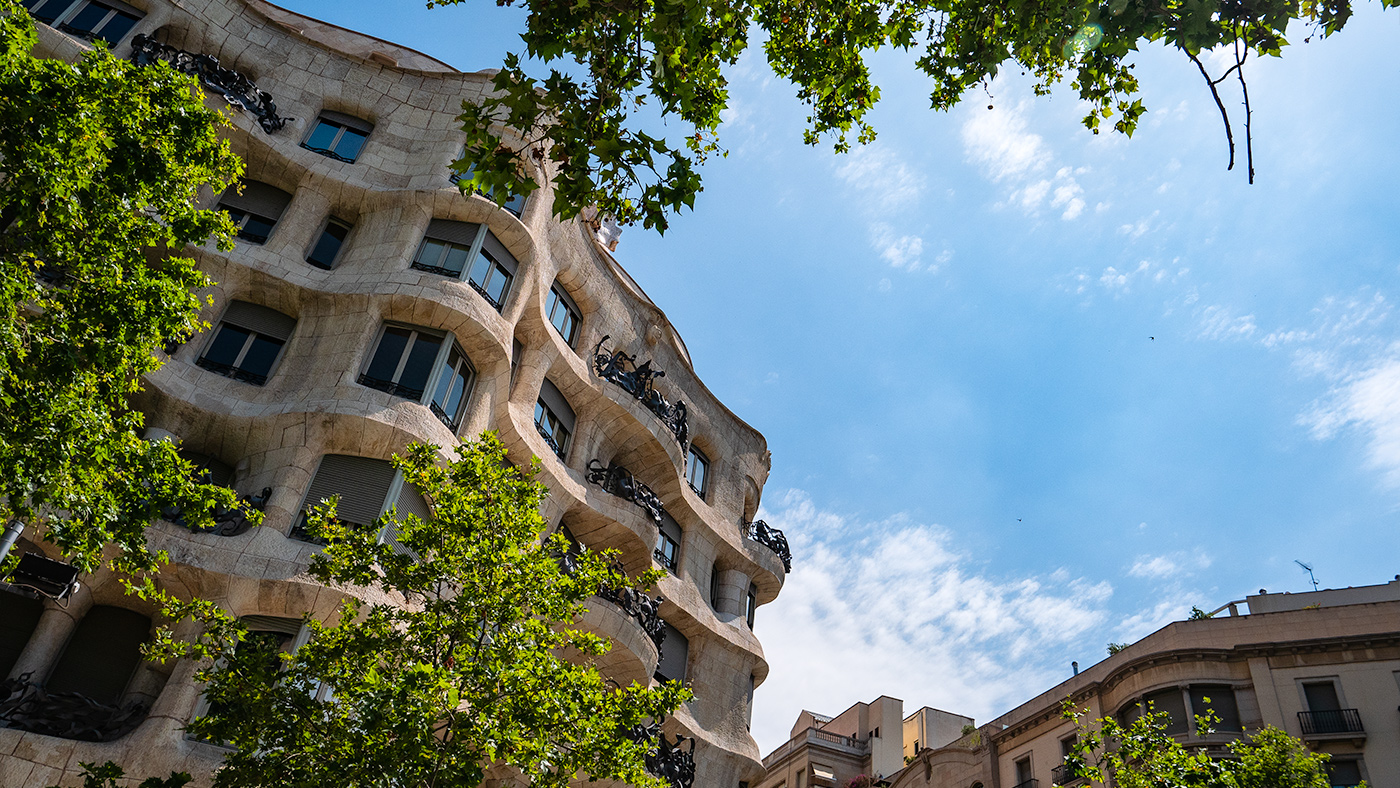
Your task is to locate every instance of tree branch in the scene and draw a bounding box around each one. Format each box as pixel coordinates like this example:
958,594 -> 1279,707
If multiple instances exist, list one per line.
1188,52 -> 1235,172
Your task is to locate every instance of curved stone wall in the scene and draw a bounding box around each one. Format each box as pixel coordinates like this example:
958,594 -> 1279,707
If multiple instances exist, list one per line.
2,2 -> 785,785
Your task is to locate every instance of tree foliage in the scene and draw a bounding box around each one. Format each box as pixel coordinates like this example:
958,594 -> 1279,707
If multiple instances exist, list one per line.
0,0 -> 249,575
1062,703 -> 1343,788
49,761 -> 191,788
179,435 -> 689,788
439,0 -> 1395,230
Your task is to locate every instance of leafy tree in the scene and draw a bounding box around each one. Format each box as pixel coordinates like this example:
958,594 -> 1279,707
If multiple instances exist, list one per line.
1061,703 -> 1341,788
0,0 -> 248,575
1106,641 -> 1128,655
49,762 -> 191,788
440,0 -> 1395,231
177,435 -> 689,788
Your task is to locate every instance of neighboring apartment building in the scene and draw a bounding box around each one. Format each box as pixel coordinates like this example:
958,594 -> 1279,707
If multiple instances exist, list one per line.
758,696 -> 974,788
890,578 -> 1400,788
0,2 -> 791,785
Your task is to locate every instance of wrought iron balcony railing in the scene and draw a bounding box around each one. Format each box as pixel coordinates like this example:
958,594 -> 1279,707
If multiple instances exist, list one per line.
1052,764 -> 1083,786
743,518 -> 792,573
1298,708 -> 1364,736
0,674 -> 146,742
196,357 -> 268,386
357,373 -> 424,401
167,486 -> 272,538
625,717 -> 695,788
590,336 -> 689,447
586,459 -> 667,527
130,35 -> 291,133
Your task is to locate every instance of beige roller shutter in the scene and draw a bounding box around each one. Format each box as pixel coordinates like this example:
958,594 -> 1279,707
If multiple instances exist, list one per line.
301,455 -> 395,527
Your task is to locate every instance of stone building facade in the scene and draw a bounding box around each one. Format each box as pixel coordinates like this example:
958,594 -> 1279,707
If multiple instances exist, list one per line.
887,579 -> 1400,788
0,1 -> 789,784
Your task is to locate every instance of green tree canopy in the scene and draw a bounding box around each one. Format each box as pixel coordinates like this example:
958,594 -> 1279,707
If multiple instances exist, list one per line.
1063,703 -> 1342,788
441,0 -> 1395,231
181,435 -> 689,788
0,0 -> 247,575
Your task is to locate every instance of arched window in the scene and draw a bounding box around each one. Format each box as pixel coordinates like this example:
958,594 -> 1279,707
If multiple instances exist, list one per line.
0,588 -> 42,678
196,301 -> 296,385
302,111 -> 373,163
411,220 -> 518,312
534,378 -> 575,460
545,282 -> 582,347
45,605 -> 151,705
22,0 -> 143,45
217,180 -> 293,245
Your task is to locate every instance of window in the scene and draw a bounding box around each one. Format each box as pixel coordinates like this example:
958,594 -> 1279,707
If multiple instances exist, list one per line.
196,301 -> 296,385
1014,757 -> 1033,788
709,562 -> 722,610
360,325 -> 475,429
1327,760 -> 1364,788
360,325 -> 443,400
412,220 -> 519,312
22,0 -> 142,45
217,180 -> 293,244
450,157 -> 527,216
654,621 -> 687,683
291,454 -> 427,556
1188,685 -> 1241,731
686,446 -> 709,497
306,217 -> 352,269
546,282 -> 581,347
197,615 -> 303,730
45,605 -> 150,705
534,379 -> 575,460
1144,687 -> 1188,735
301,112 -> 372,163
745,582 -> 757,628
656,512 -> 682,571
428,345 -> 475,429
0,589 -> 42,679
1303,680 -> 1341,712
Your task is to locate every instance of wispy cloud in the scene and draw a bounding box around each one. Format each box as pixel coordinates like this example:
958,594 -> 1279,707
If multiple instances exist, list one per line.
1197,304 -> 1258,341
834,145 -> 931,272
1303,351 -> 1400,487
751,490 -> 1115,754
961,101 -> 1088,221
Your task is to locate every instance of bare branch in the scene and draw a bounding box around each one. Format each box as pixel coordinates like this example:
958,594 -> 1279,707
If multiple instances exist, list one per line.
1188,52 -> 1235,172
1233,38 -> 1255,183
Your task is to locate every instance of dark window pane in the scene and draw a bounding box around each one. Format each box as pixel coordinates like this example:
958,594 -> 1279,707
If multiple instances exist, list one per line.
238,335 -> 285,379
28,0 -> 79,24
203,325 -> 251,367
414,238 -> 446,268
305,121 -> 339,151
95,10 -> 137,42
365,326 -> 411,382
1145,688 -> 1188,735
307,222 -> 349,268
431,350 -> 471,425
398,334 -> 441,394
441,244 -> 469,275
63,3 -> 111,34
45,606 -> 150,705
467,254 -> 492,289
1328,761 -> 1363,788
334,127 -> 368,161
1189,686 -> 1241,731
0,590 -> 42,679
239,213 -> 275,244
484,265 -> 511,304
1304,682 -> 1341,712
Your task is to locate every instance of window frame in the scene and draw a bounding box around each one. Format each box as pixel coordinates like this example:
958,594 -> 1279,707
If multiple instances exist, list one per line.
545,282 -> 582,347
23,0 -> 143,45
300,113 -> 373,164
745,581 -> 757,628
291,456 -> 429,553
686,446 -> 709,498
411,222 -> 517,312
195,303 -> 295,386
305,215 -> 353,269
449,153 -> 528,217
534,400 -> 572,460
655,530 -> 680,571
358,323 -> 474,431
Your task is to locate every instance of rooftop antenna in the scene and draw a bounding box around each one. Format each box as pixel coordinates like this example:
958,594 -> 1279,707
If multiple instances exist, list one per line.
1295,560 -> 1319,592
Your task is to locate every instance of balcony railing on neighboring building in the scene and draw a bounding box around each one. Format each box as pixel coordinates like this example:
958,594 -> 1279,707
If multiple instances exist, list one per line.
1298,708 -> 1364,736
761,726 -> 869,769
590,336 -> 689,447
742,518 -> 792,573
1011,779 -> 1039,788
1051,764 -> 1083,786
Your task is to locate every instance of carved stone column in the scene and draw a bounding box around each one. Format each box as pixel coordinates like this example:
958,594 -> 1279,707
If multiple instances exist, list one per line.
5,586 -> 92,684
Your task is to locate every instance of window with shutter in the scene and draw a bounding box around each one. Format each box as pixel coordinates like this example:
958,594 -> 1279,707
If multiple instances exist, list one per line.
290,455 -> 396,543
302,112 -> 373,163
22,0 -> 143,45
1188,685 -> 1241,731
686,446 -> 709,498
306,217 -> 352,269
654,622 -> 687,683
546,282 -> 582,347
1144,687 -> 1188,735
534,379 -> 575,460
217,181 -> 293,244
196,301 -> 296,385
655,512 -> 682,571
381,481 -> 431,559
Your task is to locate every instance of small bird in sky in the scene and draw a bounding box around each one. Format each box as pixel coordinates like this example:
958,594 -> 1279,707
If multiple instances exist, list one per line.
1017,518 -> 1022,522
1150,336 -> 1155,340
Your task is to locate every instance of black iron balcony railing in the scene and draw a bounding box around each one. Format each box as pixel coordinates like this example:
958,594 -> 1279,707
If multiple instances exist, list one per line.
586,459 -> 667,527
410,260 -> 462,279
625,717 -> 695,788
1011,779 -> 1039,788
742,518 -> 792,573
1298,708 -> 1364,735
196,357 -> 268,386
467,278 -> 506,312
130,35 -> 291,133
1052,764 -> 1083,786
357,373 -> 424,401
535,420 -> 566,459
590,336 -> 689,447
0,674 -> 146,742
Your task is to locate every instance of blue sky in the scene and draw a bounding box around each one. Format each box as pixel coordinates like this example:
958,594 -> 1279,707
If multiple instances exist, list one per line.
283,0 -> 1400,753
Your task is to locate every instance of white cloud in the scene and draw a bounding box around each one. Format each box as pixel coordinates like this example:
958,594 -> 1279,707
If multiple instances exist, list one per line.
961,102 -> 1089,220
961,102 -> 1050,182
869,223 -> 925,271
1118,211 -> 1159,240
1197,304 -> 1258,341
751,491 -> 1115,754
1302,353 -> 1400,487
1128,550 -> 1211,580
835,144 -> 925,212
